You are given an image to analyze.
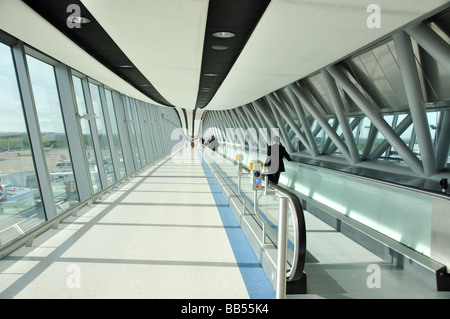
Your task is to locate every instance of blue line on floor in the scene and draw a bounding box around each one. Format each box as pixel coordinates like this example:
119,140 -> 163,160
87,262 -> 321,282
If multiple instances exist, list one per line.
197,150 -> 275,299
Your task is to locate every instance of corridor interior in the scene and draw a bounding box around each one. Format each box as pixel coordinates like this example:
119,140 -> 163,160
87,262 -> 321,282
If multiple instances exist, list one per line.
0,147 -> 449,299
0,148 -> 273,299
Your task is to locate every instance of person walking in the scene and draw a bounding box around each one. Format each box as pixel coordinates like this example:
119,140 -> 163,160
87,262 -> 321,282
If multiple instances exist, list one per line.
265,136 -> 292,184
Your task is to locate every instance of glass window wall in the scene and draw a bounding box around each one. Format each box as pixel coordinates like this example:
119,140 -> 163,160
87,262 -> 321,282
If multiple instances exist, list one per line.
105,89 -> 126,179
131,99 -> 147,166
123,97 -> 142,168
72,75 -> 102,194
26,54 -> 79,214
0,43 -> 46,244
89,83 -> 115,186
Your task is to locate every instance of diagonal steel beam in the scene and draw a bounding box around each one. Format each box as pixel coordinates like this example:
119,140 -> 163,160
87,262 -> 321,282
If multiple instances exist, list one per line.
283,87 -> 320,157
322,69 -> 360,163
263,97 -> 294,153
328,64 -> 424,176
369,114 -> 413,159
394,31 -> 437,176
268,93 -> 315,156
288,83 -> 353,163
406,23 -> 450,74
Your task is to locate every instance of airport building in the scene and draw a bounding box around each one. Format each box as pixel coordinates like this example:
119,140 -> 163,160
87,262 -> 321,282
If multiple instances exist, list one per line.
0,0 -> 449,300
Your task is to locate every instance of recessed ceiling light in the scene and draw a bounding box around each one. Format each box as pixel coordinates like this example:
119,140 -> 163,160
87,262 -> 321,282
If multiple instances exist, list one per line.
68,16 -> 91,24
140,84 -> 150,87
204,73 -> 218,77
213,31 -> 235,38
211,45 -> 229,50
201,87 -> 212,91
117,64 -> 135,69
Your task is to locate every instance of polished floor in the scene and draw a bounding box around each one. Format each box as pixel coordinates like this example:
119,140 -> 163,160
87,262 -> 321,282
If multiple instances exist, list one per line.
0,149 -> 273,299
0,147 -> 449,299
294,212 -> 450,299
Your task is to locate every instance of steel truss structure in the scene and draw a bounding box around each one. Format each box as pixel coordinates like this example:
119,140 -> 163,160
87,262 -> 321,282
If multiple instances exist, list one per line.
201,16 -> 450,185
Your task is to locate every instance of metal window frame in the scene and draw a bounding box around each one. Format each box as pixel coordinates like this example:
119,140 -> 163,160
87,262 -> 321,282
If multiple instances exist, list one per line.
13,43 -> 61,220
55,63 -> 92,201
82,79 -> 107,189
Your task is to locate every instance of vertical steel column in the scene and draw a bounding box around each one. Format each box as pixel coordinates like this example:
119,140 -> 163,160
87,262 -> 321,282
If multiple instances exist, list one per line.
328,64 -> 424,176
394,31 -> 437,176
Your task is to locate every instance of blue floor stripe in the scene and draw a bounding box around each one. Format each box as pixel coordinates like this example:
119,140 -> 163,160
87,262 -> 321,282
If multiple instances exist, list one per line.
198,150 -> 275,299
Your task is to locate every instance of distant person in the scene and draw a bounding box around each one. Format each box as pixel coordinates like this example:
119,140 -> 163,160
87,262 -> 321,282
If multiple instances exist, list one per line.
208,135 -> 218,151
265,136 -> 291,184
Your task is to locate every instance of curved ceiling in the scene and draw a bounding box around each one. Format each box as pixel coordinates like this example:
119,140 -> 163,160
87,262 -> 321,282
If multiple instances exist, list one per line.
9,0 -> 450,111
207,0 -> 450,110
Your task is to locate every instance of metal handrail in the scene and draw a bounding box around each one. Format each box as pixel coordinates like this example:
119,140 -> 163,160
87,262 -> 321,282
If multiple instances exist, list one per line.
270,182 -> 306,283
204,146 -> 307,286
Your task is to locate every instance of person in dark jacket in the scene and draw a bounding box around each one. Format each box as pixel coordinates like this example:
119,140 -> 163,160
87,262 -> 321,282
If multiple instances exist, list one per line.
208,135 -> 219,151
265,136 -> 291,184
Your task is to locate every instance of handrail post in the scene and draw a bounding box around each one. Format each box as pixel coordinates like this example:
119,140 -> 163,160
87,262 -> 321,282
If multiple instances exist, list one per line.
276,196 -> 288,299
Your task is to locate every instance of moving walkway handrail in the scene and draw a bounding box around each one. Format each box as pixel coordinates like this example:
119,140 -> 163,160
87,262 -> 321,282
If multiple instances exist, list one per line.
205,146 -> 307,285
270,182 -> 306,282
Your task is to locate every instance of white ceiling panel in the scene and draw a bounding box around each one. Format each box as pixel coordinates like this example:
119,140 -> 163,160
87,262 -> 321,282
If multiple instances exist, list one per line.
207,0 -> 449,110
81,0 -> 209,109
0,0 -> 160,105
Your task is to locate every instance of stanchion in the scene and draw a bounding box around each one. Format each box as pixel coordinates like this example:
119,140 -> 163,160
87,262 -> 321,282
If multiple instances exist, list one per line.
276,197 -> 288,299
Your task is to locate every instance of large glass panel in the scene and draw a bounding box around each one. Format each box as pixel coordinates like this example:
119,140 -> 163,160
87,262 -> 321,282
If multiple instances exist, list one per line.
354,117 -> 372,155
89,83 -> 115,186
143,103 -> 155,162
72,76 -> 102,193
124,97 -> 142,168
0,43 -> 46,244
372,115 -> 394,158
104,89 -> 126,179
283,161 -> 434,257
26,55 -> 79,214
131,99 -> 147,165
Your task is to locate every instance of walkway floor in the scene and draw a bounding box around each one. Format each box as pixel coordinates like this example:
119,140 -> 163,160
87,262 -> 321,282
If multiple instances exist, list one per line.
0,149 -> 273,299
291,212 -> 450,299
